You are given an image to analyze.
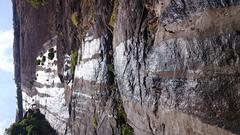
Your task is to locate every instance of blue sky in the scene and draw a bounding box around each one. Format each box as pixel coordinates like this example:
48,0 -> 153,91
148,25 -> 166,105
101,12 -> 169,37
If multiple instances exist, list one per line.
0,0 -> 16,134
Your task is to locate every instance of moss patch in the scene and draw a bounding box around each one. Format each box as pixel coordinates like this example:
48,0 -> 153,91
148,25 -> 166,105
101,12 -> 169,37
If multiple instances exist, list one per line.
70,50 -> 79,74
115,99 -> 134,135
107,63 -> 114,74
26,0 -> 47,8
121,124 -> 134,135
109,0 -> 119,28
92,114 -> 98,129
71,12 -> 79,27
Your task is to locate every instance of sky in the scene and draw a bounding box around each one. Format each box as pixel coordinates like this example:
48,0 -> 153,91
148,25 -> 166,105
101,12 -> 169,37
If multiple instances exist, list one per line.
0,0 -> 16,134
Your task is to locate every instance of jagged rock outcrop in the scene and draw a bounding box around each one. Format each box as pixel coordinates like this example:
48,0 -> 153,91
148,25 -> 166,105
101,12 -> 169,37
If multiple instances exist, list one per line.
13,0 -> 240,135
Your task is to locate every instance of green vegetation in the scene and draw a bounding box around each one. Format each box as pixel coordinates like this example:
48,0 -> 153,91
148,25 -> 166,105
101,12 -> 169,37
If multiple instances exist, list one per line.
70,50 -> 79,74
29,80 -> 34,86
49,48 -> 54,53
116,101 -> 134,135
117,103 -> 127,119
71,12 -> 79,27
107,63 -> 116,91
109,0 -> 119,28
26,0 -> 47,8
107,64 -> 114,74
5,109 -> 56,135
39,56 -> 46,65
121,124 -> 134,135
92,114 -> 98,129
48,48 -> 55,60
35,59 -> 41,65
42,56 -> 46,63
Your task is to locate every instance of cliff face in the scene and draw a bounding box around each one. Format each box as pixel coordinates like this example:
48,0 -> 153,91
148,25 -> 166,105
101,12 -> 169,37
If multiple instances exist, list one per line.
12,0 -> 68,133
13,0 -> 240,135
114,1 -> 240,135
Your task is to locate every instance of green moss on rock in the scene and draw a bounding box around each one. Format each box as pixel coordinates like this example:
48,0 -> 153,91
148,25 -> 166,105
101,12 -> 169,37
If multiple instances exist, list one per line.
116,99 -> 134,135
70,50 -> 79,74
109,0 -> 119,28
121,124 -> 134,135
92,114 -> 98,129
71,12 -> 79,27
26,0 -> 47,8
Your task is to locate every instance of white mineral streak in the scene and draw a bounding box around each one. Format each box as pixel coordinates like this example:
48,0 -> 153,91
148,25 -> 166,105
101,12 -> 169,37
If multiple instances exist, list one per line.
82,37 -> 101,59
75,37 -> 105,82
73,36 -> 107,110
114,41 -> 128,77
73,91 -> 92,99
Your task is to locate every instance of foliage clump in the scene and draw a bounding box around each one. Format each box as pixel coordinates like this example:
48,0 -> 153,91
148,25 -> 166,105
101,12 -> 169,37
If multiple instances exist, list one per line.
70,50 -> 79,74
42,56 -> 46,63
121,124 -> 134,135
5,109 -> 56,135
48,48 -> 55,60
28,80 -> 34,86
35,59 -> 41,65
107,64 -> 114,74
71,12 -> 79,27
38,56 -> 46,65
92,114 -> 98,129
116,101 -> 134,135
109,0 -> 119,28
26,0 -> 47,8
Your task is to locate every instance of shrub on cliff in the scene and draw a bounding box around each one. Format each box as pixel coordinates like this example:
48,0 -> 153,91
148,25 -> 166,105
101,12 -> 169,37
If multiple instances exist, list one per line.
5,109 -> 56,135
48,48 -> 55,60
35,59 -> 41,65
42,56 -> 46,63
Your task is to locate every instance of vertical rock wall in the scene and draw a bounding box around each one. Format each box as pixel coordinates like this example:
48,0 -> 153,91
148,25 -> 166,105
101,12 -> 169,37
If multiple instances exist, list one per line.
114,0 -> 240,135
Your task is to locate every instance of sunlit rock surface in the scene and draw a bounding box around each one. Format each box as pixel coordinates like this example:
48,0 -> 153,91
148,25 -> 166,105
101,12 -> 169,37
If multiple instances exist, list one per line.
70,35 -> 118,135
22,38 -> 69,134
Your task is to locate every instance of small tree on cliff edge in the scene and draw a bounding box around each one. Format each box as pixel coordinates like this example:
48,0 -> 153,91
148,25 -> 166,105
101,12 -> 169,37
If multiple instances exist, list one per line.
5,109 -> 57,135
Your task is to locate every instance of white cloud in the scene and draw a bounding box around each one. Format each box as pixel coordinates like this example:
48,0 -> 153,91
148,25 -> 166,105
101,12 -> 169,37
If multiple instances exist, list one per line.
0,29 -> 13,73
0,119 -> 14,135
0,120 -> 7,135
0,127 -> 5,135
0,128 -> 4,135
